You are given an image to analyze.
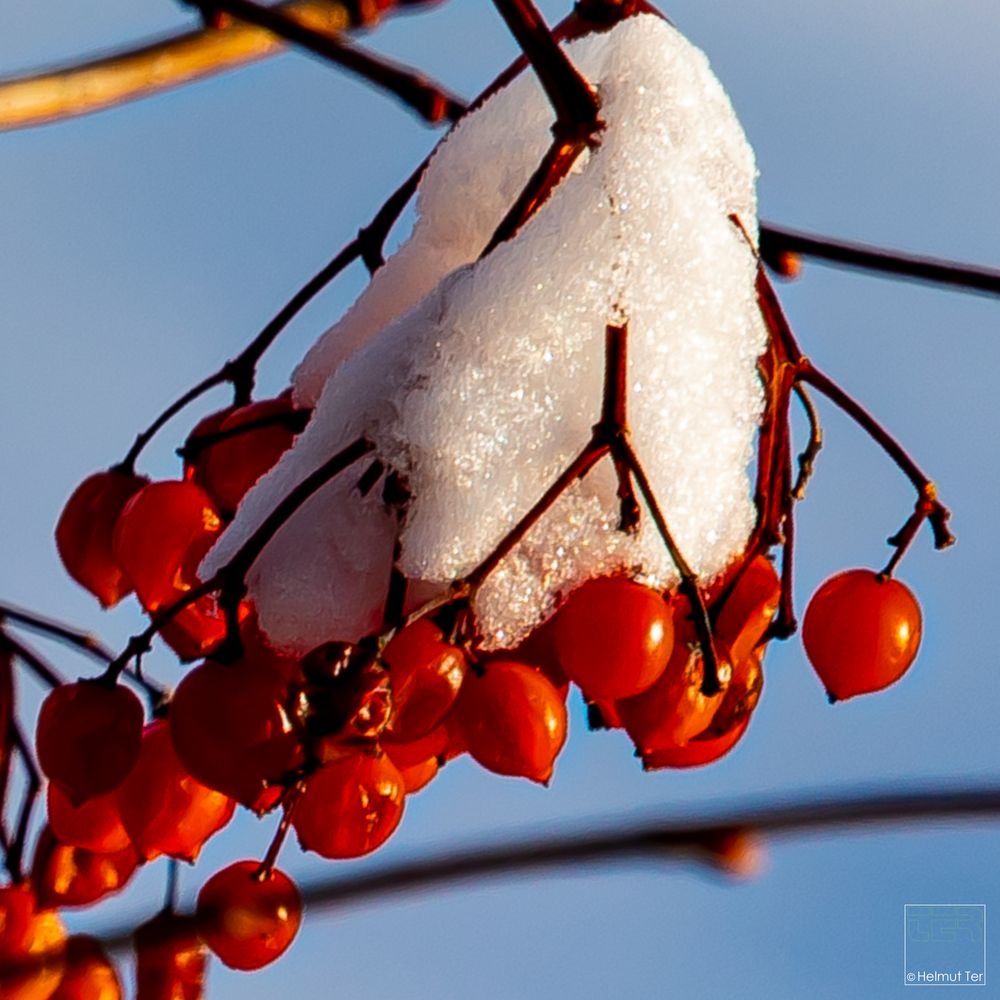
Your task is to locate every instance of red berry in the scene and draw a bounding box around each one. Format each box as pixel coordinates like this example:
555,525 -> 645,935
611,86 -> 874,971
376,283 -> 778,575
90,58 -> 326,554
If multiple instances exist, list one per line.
135,913 -> 207,1000
46,785 -> 130,854
618,633 -> 731,755
382,619 -> 467,743
703,647 -> 764,739
111,480 -> 231,658
169,658 -> 302,811
714,555 -> 780,666
31,827 -> 139,910
182,407 -> 235,482
454,660 -> 567,784
51,936 -> 122,1000
802,569 -> 922,701
640,716 -> 751,770
55,469 -> 149,607
555,577 -> 673,700
189,397 -> 300,515
196,861 -> 302,971
0,883 -> 67,1000
382,722 -> 449,768
36,681 -> 143,804
394,755 -> 439,794
117,722 -> 235,862
293,753 -> 405,859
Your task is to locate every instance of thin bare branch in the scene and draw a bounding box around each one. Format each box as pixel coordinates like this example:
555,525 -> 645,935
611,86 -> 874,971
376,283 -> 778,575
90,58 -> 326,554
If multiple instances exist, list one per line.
760,223 -> 1000,299
192,0 -> 466,125
0,0 -> 442,132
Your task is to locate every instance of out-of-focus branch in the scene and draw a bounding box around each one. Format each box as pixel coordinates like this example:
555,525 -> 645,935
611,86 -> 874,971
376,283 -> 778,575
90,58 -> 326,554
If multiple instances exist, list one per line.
760,223 -> 1000,299
0,0 -> 443,132
4,782 -> 992,974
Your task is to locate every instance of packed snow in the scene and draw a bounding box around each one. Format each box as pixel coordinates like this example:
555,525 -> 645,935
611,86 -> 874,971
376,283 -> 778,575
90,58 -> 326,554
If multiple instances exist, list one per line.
202,13 -> 767,652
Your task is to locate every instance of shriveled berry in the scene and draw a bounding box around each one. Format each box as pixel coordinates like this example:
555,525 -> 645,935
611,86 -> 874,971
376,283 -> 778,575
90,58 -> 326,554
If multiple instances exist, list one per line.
46,785 -> 130,854
135,913 -> 207,1000
31,828 -> 138,910
51,936 -> 122,1000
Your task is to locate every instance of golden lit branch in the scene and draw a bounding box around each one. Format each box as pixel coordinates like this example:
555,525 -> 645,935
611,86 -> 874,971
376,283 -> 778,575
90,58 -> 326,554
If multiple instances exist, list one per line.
0,0 -> 437,131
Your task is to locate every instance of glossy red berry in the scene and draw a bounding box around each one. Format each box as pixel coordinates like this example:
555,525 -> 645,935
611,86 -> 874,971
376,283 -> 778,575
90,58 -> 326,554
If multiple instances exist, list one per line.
189,397 -> 300,515
31,828 -> 139,910
117,722 -> 235,862
704,647 -> 764,739
454,660 -> 567,784
36,681 -> 144,804
382,619 -> 467,743
802,569 -> 922,701
169,658 -> 302,811
46,785 -> 130,854
555,577 -> 673,700
640,716 -> 751,770
196,861 -> 302,971
714,554 -> 780,666
293,753 -> 405,859
51,936 -> 122,1000
134,913 -> 207,1000
111,480 -> 230,658
618,634 -> 731,755
55,469 -> 149,607
394,755 -> 439,794
382,721 -> 449,768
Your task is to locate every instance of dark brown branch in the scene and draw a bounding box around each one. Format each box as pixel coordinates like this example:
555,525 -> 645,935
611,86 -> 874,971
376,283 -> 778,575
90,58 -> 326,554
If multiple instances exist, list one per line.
0,602 -> 114,664
760,224 -> 1000,299
190,0 -> 467,125
0,631 -> 63,689
7,723 -> 41,883
490,0 -> 601,135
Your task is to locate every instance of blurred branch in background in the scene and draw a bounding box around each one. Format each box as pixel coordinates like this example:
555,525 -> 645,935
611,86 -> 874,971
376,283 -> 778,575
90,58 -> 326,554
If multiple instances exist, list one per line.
0,0 -> 442,131
0,781 -> 992,981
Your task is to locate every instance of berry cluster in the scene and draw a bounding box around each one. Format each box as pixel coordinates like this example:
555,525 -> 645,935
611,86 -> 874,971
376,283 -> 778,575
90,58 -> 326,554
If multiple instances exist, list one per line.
0,2 -> 951,996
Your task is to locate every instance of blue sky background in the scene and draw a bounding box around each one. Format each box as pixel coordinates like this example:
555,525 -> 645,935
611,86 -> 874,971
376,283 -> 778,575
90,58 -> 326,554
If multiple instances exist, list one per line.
2,1 -> 999,997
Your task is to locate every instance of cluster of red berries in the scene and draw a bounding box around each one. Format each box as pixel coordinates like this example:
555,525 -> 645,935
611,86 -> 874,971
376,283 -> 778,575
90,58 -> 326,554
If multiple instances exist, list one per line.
1,381 -> 925,997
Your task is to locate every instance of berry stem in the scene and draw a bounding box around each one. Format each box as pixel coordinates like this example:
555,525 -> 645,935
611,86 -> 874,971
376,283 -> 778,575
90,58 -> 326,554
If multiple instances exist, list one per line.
185,0 -> 467,124
119,160 -> 423,470
791,383 -> 822,501
0,604 -> 167,711
255,781 -> 305,879
769,433 -> 798,639
162,859 -> 181,914
106,437 -> 375,678
617,442 -> 721,696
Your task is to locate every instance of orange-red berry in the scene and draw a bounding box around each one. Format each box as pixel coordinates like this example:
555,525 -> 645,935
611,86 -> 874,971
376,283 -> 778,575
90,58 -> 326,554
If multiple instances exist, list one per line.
555,577 -> 673,700
802,569 -> 922,701
196,861 -> 301,971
